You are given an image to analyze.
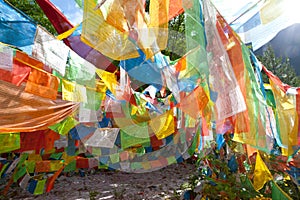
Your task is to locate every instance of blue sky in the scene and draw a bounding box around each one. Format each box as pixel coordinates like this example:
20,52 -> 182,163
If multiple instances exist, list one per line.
50,0 -> 83,25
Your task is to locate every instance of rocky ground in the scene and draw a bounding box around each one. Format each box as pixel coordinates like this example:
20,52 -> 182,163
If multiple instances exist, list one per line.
1,162 -> 197,200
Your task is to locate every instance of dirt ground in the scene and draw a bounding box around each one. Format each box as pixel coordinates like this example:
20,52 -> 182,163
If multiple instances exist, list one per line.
1,162 -> 196,200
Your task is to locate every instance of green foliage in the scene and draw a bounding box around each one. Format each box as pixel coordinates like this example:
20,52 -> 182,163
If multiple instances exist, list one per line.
5,0 -> 57,35
162,13 -> 186,61
257,45 -> 300,87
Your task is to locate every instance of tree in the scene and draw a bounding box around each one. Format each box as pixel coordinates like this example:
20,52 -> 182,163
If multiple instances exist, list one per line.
257,45 -> 300,87
5,0 -> 56,35
162,13 -> 186,61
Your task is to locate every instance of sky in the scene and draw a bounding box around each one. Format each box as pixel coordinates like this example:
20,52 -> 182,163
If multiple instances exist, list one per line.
211,0 -> 261,23
50,0 -> 83,25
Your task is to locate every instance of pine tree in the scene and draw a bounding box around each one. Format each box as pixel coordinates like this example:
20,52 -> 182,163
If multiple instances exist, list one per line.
257,45 -> 300,87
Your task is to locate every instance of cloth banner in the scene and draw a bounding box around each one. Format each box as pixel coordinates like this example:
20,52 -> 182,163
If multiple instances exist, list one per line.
0,80 -> 79,133
0,50 -> 46,87
32,26 -> 69,76
0,0 -> 36,54
0,43 -> 14,71
25,68 -> 60,100
178,86 -> 209,119
81,0 -> 139,60
35,0 -> 117,73
0,133 -> 20,153
253,152 -> 273,191
84,128 -> 119,148
149,109 -> 174,140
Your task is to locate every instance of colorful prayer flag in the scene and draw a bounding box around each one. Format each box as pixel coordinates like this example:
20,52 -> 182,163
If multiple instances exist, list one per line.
25,68 -> 60,100
253,152 -> 273,191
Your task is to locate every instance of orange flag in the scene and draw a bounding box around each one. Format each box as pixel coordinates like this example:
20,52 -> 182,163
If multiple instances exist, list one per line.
0,80 -> 79,133
25,68 -> 59,100
178,86 -> 209,119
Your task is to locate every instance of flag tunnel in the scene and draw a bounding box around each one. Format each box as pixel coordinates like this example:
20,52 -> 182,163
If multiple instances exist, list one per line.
0,0 -> 299,197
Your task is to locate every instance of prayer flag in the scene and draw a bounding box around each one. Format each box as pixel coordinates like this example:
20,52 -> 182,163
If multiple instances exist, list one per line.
0,133 -> 20,153
260,0 -> 285,25
0,51 -> 32,86
253,152 -> 273,191
0,0 -> 36,53
62,79 -> 87,103
271,181 -> 293,200
178,86 -> 209,119
81,0 -> 139,60
0,43 -> 14,71
84,128 -> 119,148
0,80 -> 79,133
149,109 -> 174,140
35,0 -> 117,72
49,116 -> 79,135
32,26 -> 69,76
120,122 -> 150,149
25,68 -> 60,100
96,69 -> 118,95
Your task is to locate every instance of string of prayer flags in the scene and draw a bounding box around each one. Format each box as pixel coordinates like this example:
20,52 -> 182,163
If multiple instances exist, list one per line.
269,79 -> 298,156
1,0 -> 300,195
233,44 -> 270,152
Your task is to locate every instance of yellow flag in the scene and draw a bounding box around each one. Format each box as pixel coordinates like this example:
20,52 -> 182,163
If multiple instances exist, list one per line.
62,79 -> 87,103
270,79 -> 298,156
96,69 -> 119,96
149,109 -> 174,140
81,0 -> 139,60
253,152 -> 273,191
